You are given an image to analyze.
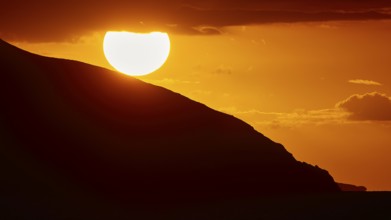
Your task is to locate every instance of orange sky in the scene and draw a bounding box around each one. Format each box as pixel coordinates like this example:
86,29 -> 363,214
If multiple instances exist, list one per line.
2,1 -> 391,190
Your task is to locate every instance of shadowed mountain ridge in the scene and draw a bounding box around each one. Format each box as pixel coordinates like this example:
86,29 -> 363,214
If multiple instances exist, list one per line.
0,39 -> 339,204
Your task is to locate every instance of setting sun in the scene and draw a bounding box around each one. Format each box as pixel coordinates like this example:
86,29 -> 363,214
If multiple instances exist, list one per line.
103,31 -> 170,76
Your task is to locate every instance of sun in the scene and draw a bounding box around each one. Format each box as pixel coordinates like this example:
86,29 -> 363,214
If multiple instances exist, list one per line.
103,31 -> 170,76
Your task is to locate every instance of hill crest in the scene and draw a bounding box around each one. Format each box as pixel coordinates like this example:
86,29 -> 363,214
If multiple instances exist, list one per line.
0,39 -> 340,203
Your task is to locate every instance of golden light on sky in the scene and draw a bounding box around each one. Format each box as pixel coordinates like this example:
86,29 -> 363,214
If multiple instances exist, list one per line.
2,0 -> 391,191
103,31 -> 170,76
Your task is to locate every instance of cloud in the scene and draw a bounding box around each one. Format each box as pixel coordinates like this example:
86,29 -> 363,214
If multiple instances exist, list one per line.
348,79 -> 382,86
223,108 -> 348,129
222,92 -> 391,129
1,0 -> 391,42
219,92 -> 391,130
336,92 -> 391,121
213,65 -> 233,75
192,26 -> 224,35
148,78 -> 200,85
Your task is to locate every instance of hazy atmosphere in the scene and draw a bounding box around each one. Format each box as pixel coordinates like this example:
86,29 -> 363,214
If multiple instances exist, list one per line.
2,0 -> 391,191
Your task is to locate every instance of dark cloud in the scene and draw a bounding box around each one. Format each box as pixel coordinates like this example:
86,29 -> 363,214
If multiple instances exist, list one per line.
336,92 -> 391,121
1,0 -> 391,42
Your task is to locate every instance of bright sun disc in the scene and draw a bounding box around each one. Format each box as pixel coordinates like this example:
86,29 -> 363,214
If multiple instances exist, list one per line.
103,31 -> 170,76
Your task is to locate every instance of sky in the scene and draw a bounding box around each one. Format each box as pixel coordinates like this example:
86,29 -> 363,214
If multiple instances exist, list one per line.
1,0 -> 391,190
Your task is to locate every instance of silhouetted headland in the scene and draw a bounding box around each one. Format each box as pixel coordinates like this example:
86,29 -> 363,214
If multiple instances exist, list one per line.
338,182 -> 367,192
0,39 -> 340,207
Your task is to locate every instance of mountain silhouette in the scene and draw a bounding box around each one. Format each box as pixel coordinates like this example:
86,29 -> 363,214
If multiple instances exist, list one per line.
338,183 -> 367,192
0,39 -> 339,204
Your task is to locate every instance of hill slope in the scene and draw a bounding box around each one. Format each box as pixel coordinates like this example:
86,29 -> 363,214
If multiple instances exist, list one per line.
0,39 -> 339,203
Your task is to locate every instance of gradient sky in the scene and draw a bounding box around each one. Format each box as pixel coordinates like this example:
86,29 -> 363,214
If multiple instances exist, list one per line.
2,0 -> 391,190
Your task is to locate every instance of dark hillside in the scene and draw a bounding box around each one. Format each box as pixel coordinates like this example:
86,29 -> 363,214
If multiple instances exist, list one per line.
0,39 -> 339,205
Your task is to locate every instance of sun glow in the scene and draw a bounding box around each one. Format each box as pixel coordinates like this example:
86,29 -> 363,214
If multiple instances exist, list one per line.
103,31 -> 170,76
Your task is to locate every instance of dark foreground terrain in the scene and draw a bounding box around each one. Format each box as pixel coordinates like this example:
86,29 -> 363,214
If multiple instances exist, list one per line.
2,192 -> 390,219
1,40 -> 389,219
0,38 -> 339,202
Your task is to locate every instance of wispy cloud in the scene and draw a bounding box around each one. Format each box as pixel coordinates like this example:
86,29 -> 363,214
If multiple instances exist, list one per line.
221,107 -> 349,129
148,78 -> 200,85
221,92 -> 391,129
348,79 -> 382,86
213,65 -> 234,75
